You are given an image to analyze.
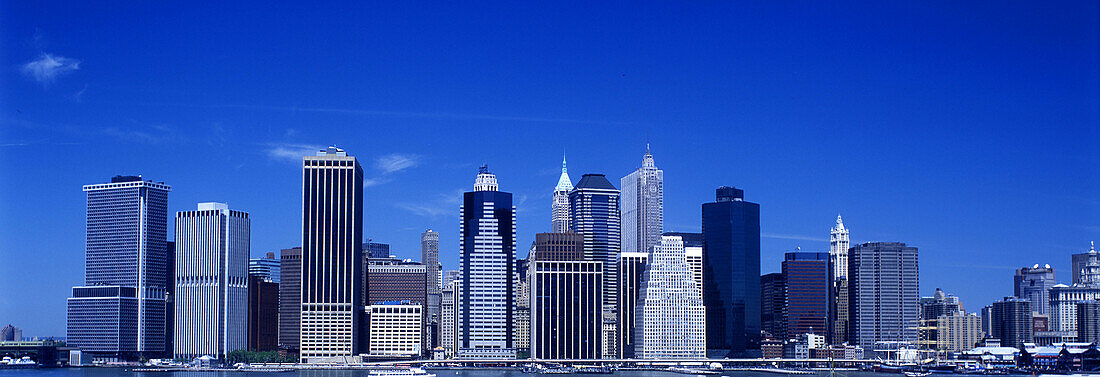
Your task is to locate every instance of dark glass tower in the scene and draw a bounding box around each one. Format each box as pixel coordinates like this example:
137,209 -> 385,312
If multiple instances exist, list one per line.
702,186 -> 760,357
569,174 -> 621,358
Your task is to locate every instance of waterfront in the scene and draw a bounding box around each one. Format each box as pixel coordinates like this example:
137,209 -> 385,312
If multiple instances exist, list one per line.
0,370 -> 908,377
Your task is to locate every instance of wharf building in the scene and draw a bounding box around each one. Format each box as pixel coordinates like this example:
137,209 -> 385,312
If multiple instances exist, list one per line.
529,232 -> 602,360
783,251 -> 829,339
634,236 -> 706,358
299,147 -> 365,362
569,173 -> 622,358
848,242 -> 919,350
67,175 -> 171,362
173,202 -> 250,359
702,186 -> 761,357
278,246 -> 302,353
456,166 -> 518,359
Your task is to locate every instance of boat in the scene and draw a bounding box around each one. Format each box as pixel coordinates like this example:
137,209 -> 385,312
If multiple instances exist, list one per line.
366,367 -> 435,377
669,367 -> 719,375
904,372 -> 932,377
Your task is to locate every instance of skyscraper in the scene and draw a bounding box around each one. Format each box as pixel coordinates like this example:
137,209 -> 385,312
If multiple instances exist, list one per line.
1051,243 -> 1100,334
1015,264 -> 1056,316
919,288 -> 962,352
783,251 -> 829,338
618,251 -> 648,358
848,242 -> 919,349
441,278 -> 457,357
760,273 -> 786,340
621,145 -> 664,255
570,173 -> 621,358
365,241 -> 391,259
278,246 -> 302,353
634,236 -> 706,358
829,215 -> 849,280
173,202 -> 250,359
68,175 -> 170,361
422,229 -> 442,349
300,147 -> 364,362
248,274 -> 279,352
457,166 -> 518,358
702,186 -> 760,357
991,297 -> 1033,347
1077,301 -> 1100,345
529,234 -> 602,360
552,156 -> 573,233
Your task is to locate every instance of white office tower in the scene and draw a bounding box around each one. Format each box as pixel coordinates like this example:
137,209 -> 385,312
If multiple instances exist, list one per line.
441,280 -> 457,357
300,147 -> 365,362
457,166 -> 518,358
552,156 -> 573,233
634,236 -> 705,358
173,202 -> 250,359
620,145 -> 664,254
830,215 -> 850,279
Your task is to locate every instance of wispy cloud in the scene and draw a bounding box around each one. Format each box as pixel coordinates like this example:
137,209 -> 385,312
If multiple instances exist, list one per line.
266,142 -> 319,162
363,177 -> 390,187
22,53 -> 80,84
762,233 -> 827,242
153,103 -> 633,125
73,84 -> 88,102
375,154 -> 420,174
101,124 -> 175,144
396,189 -> 465,218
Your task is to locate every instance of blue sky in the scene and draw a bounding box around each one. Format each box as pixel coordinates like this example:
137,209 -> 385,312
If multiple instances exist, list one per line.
1,1 -> 1097,337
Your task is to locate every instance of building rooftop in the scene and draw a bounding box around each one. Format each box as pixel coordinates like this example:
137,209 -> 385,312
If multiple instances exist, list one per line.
574,174 -> 617,190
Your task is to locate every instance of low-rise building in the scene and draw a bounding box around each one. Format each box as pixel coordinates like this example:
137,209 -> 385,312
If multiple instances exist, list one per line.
366,302 -> 423,359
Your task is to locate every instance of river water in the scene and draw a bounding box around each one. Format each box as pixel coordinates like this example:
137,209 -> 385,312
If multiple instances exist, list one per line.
0,369 -> 901,377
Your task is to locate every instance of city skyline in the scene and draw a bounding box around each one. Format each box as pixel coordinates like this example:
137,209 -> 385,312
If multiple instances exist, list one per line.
3,1 -> 1099,339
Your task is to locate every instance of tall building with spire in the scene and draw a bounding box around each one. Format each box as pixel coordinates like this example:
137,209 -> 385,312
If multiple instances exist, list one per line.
1051,242 -> 1100,334
621,145 -> 664,254
552,156 -> 573,233
830,215 -> 849,279
457,165 -> 518,358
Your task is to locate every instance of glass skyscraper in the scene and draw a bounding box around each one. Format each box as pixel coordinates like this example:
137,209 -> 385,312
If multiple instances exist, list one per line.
457,166 -> 518,358
569,173 -> 621,358
68,175 -> 171,361
849,242 -> 919,349
782,251 -> 829,338
300,147 -> 365,362
701,186 -> 760,357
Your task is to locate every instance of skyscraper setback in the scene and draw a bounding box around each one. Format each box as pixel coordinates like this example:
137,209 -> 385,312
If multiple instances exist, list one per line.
633,236 -> 705,358
621,145 -> 663,254
457,166 -> 518,358
299,147 -> 365,362
173,203 -> 250,359
68,175 -> 171,361
570,173 -> 622,358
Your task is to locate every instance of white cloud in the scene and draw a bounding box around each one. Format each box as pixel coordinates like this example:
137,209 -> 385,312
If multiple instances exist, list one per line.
363,177 -> 390,187
375,154 -> 420,174
266,143 -> 319,161
396,189 -> 465,218
22,53 -> 80,83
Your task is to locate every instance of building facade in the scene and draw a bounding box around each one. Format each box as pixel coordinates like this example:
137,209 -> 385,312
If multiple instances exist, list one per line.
68,176 -> 171,361
532,232 -> 584,261
422,229 -> 442,348
991,297 -> 1033,347
457,166 -> 518,358
441,280 -> 456,357
366,303 -> 423,359
919,288 -> 962,350
248,274 -> 279,351
249,252 -> 281,283
552,156 -> 573,234
1077,301 -> 1100,345
1015,265 -> 1056,316
365,241 -> 390,259
278,247 -> 302,352
937,314 -> 982,352
618,252 -> 649,358
783,252 -> 829,338
300,147 -> 365,362
702,186 -> 761,357
173,202 -> 250,359
634,236 -> 706,358
848,242 -> 919,349
569,173 -> 621,358
620,145 -> 663,255
830,216 -> 850,280
761,273 -> 787,340
529,257 -> 603,359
